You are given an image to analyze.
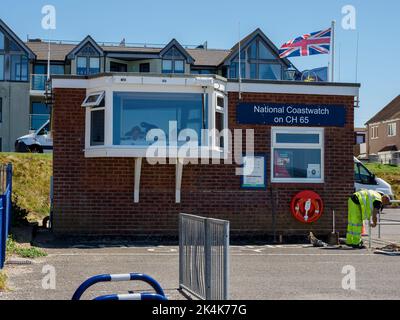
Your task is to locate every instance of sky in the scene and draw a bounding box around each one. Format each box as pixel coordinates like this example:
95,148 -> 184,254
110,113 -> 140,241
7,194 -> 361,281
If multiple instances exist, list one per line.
1,0 -> 399,127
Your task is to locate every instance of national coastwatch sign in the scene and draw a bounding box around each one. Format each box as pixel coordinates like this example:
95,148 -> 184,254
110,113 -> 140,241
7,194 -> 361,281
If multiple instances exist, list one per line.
237,103 -> 347,127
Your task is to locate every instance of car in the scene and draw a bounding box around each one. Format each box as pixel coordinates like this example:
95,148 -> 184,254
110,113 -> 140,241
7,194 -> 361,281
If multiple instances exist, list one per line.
354,157 -> 394,199
15,120 -> 53,153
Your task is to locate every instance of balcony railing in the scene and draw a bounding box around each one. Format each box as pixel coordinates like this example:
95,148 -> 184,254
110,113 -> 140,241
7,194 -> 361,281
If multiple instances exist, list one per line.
31,74 -> 48,91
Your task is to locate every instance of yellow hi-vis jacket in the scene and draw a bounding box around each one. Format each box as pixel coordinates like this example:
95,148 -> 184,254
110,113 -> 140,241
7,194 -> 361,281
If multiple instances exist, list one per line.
346,190 -> 383,246
354,189 -> 383,221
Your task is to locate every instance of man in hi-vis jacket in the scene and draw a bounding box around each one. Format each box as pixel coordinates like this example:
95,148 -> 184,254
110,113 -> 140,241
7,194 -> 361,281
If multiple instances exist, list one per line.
346,190 -> 391,248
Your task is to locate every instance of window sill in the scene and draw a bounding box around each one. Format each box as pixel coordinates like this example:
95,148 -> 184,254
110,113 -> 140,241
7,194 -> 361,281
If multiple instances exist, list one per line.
271,178 -> 325,184
84,146 -> 228,159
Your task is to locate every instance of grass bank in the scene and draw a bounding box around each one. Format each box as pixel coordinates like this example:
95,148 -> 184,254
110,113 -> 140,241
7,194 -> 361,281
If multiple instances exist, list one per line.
0,153 -> 52,222
365,163 -> 400,199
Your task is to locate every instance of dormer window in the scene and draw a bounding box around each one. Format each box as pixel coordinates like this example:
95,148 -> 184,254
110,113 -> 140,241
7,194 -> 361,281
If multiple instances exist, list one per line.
162,46 -> 185,74
227,33 -> 287,81
67,36 -> 104,76
76,44 -> 100,75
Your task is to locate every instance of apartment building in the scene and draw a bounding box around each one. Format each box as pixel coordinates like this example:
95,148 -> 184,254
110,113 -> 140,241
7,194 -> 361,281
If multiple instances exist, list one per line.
0,19 -> 36,151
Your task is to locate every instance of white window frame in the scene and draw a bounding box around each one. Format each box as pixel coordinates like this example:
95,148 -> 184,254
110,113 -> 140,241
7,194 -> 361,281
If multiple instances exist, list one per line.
89,106 -> 105,147
82,91 -> 105,108
214,92 -> 228,151
81,77 -> 228,159
388,122 -> 396,137
371,126 -> 379,140
82,91 -> 105,147
271,127 -> 324,184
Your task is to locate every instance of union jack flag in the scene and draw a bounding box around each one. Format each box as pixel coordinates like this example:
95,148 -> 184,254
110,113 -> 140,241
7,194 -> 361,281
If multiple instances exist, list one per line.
279,28 -> 331,58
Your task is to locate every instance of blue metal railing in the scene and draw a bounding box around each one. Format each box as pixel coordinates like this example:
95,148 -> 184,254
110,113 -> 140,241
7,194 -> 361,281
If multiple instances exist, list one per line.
0,164 -> 13,270
72,273 -> 167,301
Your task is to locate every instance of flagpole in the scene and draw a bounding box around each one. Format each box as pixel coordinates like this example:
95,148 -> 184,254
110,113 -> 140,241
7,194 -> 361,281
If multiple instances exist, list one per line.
330,20 -> 336,82
238,22 -> 242,100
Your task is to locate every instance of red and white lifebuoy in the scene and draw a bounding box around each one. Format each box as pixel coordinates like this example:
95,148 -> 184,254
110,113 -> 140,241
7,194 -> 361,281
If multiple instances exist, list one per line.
290,191 -> 324,224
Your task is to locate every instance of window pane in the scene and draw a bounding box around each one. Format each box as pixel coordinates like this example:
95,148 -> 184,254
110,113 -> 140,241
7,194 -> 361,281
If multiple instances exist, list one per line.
174,60 -> 184,73
110,61 -> 128,72
162,60 -> 172,73
77,57 -> 87,75
276,133 -> 320,144
31,102 -> 50,115
163,46 -> 184,59
273,149 -> 321,179
0,32 -> 4,50
259,41 -> 274,59
217,97 -> 224,109
113,92 -> 206,146
89,57 -> 100,74
216,112 -> 224,148
91,110 -> 105,146
139,63 -> 150,73
8,38 -> 21,52
229,63 -> 236,78
259,64 -> 281,80
10,55 -> 21,80
355,163 -> 372,184
37,122 -> 50,135
30,102 -> 50,130
250,63 -> 257,79
50,64 -> 64,75
21,55 -> 28,81
248,42 -> 257,59
0,55 -> 4,80
230,62 -> 245,79
34,64 -> 46,75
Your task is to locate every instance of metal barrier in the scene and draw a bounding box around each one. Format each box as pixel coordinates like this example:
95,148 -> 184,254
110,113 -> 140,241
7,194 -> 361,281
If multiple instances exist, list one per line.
72,273 -> 167,301
0,164 -> 12,270
378,200 -> 400,239
367,200 -> 400,248
179,213 -> 230,301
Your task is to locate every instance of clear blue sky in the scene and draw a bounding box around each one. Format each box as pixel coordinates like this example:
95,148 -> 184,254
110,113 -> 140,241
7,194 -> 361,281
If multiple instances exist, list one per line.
1,0 -> 399,127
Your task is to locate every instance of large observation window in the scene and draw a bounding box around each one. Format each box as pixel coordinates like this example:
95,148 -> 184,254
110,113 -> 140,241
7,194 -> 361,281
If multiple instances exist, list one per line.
272,127 -> 324,183
229,36 -> 284,80
0,29 -> 29,82
113,92 -> 208,146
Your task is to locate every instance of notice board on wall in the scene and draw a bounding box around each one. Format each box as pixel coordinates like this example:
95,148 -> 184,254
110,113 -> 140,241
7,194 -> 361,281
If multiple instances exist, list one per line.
241,155 -> 267,189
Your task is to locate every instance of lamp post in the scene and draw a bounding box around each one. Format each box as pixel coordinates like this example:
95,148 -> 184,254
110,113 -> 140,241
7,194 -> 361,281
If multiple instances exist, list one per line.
285,65 -> 296,81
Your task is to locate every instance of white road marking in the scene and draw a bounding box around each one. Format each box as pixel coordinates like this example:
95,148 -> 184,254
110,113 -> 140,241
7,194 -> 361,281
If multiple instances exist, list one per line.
47,252 -> 376,257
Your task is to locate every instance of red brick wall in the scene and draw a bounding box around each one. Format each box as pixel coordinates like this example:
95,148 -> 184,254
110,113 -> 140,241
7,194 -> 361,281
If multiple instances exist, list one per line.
52,88 -> 355,238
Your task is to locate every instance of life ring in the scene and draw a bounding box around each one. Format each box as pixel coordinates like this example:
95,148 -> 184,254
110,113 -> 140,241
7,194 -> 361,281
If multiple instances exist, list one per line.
290,191 -> 324,224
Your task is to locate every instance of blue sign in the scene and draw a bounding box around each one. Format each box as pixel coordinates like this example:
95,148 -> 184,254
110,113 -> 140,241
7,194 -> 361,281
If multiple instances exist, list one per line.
237,103 -> 347,127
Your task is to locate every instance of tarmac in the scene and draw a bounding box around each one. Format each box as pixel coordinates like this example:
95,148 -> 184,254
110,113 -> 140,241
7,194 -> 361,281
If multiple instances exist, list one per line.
1,209 -> 400,300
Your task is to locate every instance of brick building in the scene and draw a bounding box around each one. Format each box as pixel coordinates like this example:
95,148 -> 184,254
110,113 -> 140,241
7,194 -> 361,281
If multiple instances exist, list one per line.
366,95 -> 400,164
51,73 -> 359,238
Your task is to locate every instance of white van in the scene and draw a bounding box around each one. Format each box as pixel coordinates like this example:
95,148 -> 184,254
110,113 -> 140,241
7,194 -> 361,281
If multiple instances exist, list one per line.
15,120 -> 53,153
354,157 -> 394,199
